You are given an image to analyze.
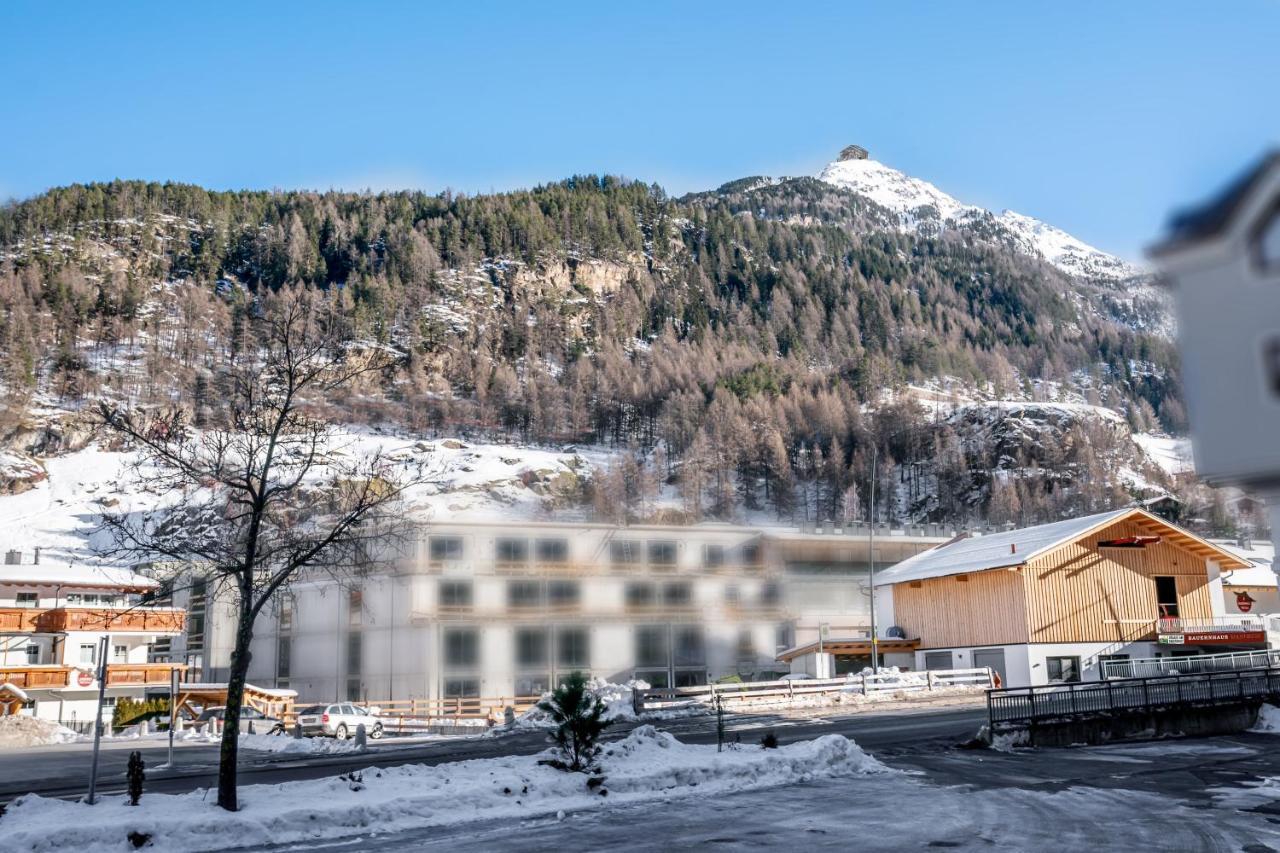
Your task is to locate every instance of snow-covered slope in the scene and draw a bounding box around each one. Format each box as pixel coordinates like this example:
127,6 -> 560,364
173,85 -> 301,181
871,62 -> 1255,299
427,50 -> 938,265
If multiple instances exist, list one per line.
817,156 -> 1143,282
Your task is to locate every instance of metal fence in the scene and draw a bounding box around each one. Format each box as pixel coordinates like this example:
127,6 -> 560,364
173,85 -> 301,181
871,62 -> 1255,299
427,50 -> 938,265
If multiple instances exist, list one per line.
988,666 -> 1280,728
1103,649 -> 1280,680
636,667 -> 993,714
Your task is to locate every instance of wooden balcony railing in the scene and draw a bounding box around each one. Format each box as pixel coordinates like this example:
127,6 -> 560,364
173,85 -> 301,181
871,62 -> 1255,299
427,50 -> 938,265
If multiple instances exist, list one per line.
0,607 -> 186,634
105,663 -> 187,686
0,665 -> 71,689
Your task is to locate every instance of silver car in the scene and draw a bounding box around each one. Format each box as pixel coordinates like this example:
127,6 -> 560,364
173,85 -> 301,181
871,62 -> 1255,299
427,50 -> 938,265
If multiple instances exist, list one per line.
195,705 -> 285,734
296,703 -> 384,739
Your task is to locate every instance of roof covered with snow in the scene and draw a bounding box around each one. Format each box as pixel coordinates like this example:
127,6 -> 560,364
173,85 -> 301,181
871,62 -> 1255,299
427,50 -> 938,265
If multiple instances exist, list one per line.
1213,539 -> 1277,588
875,508 -> 1249,585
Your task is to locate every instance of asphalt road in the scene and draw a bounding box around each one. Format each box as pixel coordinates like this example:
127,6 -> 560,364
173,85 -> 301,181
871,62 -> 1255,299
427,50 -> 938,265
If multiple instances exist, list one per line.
0,703 -> 989,802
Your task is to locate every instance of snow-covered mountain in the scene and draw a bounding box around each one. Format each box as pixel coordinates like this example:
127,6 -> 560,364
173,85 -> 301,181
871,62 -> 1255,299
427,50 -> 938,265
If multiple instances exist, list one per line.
817,153 -> 1143,282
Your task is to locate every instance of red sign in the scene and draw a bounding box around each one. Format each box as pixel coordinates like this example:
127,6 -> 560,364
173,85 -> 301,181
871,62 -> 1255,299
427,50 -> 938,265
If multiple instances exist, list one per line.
1236,591 -> 1256,613
76,670 -> 94,688
1185,631 -> 1267,645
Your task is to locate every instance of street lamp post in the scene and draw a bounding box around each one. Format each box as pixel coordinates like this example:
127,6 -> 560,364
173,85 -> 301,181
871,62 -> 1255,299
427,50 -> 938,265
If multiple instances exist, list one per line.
868,443 -> 879,674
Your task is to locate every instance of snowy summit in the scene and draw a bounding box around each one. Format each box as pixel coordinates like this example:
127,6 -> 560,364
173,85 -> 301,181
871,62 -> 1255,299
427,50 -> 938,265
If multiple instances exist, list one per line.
817,148 -> 1143,282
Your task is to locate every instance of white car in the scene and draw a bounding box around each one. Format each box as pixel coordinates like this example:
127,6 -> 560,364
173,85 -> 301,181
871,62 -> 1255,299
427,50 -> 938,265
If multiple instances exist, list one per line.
296,703 -> 384,739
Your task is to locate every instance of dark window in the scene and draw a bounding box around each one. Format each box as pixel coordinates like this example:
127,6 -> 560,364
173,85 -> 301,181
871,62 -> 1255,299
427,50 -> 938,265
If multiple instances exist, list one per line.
515,674 -> 551,696
508,580 -> 543,609
277,637 -> 291,679
346,632 -> 362,675
557,627 -> 590,669
760,582 -> 781,606
626,582 -> 656,608
278,596 -> 293,631
673,626 -> 705,667
1154,576 -> 1179,618
439,580 -> 473,608
347,679 -> 363,702
636,625 -> 669,668
496,538 -> 529,563
704,544 -> 726,568
663,582 -> 692,607
444,677 -> 480,698
429,536 -> 464,561
548,581 -> 580,608
15,592 -> 37,608
648,540 -> 678,566
741,542 -> 763,566
515,628 -> 548,668
444,628 -> 479,668
674,670 -> 703,687
1046,656 -> 1081,684
736,629 -> 755,660
348,587 -> 363,626
610,540 -> 641,566
724,584 -> 740,605
536,538 -> 569,563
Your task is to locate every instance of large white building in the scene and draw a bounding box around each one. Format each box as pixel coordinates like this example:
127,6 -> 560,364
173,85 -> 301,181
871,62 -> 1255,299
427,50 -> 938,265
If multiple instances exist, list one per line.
0,550 -> 186,726
244,521 -> 946,706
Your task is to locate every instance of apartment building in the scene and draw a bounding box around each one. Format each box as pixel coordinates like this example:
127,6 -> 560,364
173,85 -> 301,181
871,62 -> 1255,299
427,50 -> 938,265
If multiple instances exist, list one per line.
246,521 -> 945,705
875,508 -> 1274,687
0,550 -> 186,724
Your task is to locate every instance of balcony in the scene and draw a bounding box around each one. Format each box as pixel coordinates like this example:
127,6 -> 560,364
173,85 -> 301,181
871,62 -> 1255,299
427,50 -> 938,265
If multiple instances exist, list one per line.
0,665 -> 71,689
1157,615 -> 1268,646
105,663 -> 186,686
0,606 -> 186,634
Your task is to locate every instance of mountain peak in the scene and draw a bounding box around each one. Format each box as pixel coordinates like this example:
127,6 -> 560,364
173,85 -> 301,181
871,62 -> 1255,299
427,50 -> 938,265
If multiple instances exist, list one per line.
816,151 -> 1143,282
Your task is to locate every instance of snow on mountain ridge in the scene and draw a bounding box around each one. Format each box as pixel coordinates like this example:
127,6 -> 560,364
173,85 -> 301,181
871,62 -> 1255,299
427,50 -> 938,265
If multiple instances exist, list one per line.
817,157 -> 1143,282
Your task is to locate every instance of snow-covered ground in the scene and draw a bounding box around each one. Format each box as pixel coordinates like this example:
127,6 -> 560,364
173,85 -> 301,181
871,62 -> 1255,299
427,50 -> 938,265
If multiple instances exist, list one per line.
0,727 -> 890,853
0,429 -> 615,569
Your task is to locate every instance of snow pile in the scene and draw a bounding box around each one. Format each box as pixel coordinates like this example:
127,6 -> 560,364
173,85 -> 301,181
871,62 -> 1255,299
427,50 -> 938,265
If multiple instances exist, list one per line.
1249,703 -> 1280,734
0,716 -> 82,749
0,728 -> 893,853
238,733 -> 363,755
512,678 -> 650,727
817,156 -> 1143,281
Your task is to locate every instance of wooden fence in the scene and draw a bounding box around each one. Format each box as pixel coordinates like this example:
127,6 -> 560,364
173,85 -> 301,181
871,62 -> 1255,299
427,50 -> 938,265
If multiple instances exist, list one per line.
357,695 -> 544,732
636,668 -> 994,714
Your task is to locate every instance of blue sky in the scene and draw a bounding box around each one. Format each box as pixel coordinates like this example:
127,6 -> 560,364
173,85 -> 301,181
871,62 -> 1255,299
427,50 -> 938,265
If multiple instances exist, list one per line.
2,2 -> 1277,260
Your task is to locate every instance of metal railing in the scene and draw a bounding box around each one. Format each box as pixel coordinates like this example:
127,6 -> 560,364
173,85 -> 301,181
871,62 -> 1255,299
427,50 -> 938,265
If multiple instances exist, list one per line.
1103,649 -> 1280,680
1157,615 -> 1269,634
636,667 -> 993,714
987,666 -> 1280,728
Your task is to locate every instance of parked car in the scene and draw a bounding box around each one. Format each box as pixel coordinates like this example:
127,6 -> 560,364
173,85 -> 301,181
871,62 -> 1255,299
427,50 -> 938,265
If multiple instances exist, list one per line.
295,703 -> 384,739
195,705 -> 284,734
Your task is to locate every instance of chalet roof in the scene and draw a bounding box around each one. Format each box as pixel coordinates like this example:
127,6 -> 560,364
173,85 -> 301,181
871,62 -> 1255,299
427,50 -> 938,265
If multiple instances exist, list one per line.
875,508 -> 1249,586
0,564 -> 158,591
1149,151 -> 1280,258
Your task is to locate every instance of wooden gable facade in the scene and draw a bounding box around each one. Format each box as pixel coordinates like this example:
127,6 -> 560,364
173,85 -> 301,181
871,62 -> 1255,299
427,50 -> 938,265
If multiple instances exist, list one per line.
891,510 -> 1248,650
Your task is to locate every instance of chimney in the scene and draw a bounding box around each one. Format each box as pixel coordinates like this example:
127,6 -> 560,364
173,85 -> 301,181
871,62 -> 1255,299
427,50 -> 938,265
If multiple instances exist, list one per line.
33,546 -> 40,565
1010,543 -> 1017,554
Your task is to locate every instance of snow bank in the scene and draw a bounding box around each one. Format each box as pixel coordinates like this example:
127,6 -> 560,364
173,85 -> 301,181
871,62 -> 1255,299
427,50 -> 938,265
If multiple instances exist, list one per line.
238,733 -> 364,755
0,716 -> 81,749
0,727 -> 893,853
1249,703 -> 1280,734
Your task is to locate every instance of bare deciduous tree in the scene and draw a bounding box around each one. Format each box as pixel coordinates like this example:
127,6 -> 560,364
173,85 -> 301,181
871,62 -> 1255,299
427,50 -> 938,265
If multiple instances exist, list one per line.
98,292 -> 434,811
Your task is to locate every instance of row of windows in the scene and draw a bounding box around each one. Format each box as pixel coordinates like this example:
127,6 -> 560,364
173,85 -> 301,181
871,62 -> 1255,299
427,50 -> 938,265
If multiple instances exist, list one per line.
10,591 -> 125,607
442,626 -> 590,669
437,579 -> 778,609
428,535 -> 763,567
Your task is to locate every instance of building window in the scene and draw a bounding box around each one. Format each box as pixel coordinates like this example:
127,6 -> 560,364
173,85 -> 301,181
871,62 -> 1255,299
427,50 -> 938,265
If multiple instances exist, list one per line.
278,596 -> 293,632
536,538 -> 569,564
429,536 -> 464,561
741,542 -> 763,566
439,580 -> 473,608
636,626 -> 668,669
444,677 -> 480,699
1046,656 -> 1081,684
515,628 -> 548,669
625,582 -> 656,609
662,582 -> 692,607
724,585 -> 740,605
346,679 -> 362,702
508,580 -> 543,609
113,645 -> 128,663
673,626 -> 705,668
348,587 -> 363,627
1098,653 -> 1130,678
515,674 -> 551,696
444,628 -> 479,668
277,637 -> 291,679
25,644 -> 39,665
704,544 -> 726,568
1154,576 -> 1179,618
610,540 -> 640,566
648,540 -> 677,566
775,624 -> 792,652
15,592 -> 37,608
557,627 -> 590,669
760,582 -> 781,606
79,643 -> 97,665
347,632 -> 362,676
496,537 -> 529,563
548,581 -> 580,609
736,629 -> 756,661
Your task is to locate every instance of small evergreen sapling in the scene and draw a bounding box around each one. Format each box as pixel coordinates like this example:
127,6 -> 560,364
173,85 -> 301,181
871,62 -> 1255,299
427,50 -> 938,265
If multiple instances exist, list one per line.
126,750 -> 145,806
537,672 -> 610,772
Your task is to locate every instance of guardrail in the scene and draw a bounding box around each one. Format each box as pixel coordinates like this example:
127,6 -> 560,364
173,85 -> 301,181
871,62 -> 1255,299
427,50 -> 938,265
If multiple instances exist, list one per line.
987,667 -> 1280,730
636,667 -> 993,714
1103,649 -> 1280,680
